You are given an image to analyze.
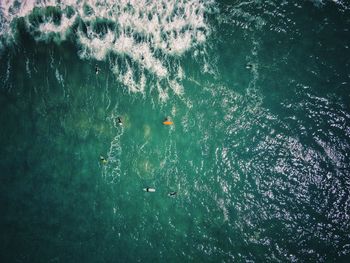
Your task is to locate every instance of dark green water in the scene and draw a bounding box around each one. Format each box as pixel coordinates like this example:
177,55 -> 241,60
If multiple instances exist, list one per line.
1,1 -> 350,262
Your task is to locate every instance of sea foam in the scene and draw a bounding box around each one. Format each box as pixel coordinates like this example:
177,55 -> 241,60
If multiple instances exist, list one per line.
0,0 -> 213,97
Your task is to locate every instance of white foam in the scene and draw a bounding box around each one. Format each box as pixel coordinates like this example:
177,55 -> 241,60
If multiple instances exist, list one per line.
0,0 -> 213,96
156,82 -> 169,102
55,68 -> 65,87
78,30 -> 114,60
169,80 -> 184,96
37,14 -> 77,41
103,129 -> 124,183
25,57 -> 31,77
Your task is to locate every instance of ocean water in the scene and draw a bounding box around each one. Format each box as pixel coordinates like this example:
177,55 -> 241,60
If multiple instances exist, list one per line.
1,0 -> 350,262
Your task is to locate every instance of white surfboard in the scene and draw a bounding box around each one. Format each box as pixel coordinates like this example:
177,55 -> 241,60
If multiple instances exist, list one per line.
143,187 -> 156,192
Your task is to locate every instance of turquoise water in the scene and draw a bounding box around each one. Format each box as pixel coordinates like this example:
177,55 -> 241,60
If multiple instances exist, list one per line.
1,1 -> 350,262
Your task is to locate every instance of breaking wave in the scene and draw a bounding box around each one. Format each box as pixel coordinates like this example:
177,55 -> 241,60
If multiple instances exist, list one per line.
0,0 -> 214,96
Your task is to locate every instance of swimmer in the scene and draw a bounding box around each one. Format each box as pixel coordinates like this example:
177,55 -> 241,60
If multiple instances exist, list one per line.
163,116 -> 174,125
117,116 -> 123,126
143,187 -> 156,192
246,63 -> 253,69
100,155 -> 108,164
95,65 -> 100,75
168,191 -> 177,197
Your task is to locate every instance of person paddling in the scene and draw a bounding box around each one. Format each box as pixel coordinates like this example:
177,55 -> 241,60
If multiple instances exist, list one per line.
144,187 -> 156,192
100,155 -> 107,164
117,116 -> 123,126
163,116 -> 173,125
95,65 -> 101,75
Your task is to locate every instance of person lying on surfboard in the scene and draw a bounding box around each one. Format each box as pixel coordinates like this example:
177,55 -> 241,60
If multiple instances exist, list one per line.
168,191 -> 177,197
100,155 -> 108,164
117,116 -> 123,126
144,187 -> 156,192
95,65 -> 100,75
163,116 -> 173,125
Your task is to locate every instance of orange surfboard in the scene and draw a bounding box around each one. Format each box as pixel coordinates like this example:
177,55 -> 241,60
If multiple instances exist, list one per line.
163,121 -> 173,125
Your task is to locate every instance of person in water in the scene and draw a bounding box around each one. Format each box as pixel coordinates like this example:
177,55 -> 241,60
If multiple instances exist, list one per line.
246,63 -> 253,69
95,65 -> 100,75
100,155 -> 107,164
168,191 -> 177,197
117,116 -> 123,126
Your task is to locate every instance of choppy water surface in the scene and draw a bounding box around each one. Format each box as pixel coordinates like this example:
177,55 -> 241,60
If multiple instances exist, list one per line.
1,0 -> 350,262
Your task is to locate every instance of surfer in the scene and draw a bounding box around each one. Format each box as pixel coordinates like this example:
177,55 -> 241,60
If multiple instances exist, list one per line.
144,187 -> 156,192
117,116 -> 123,126
95,65 -> 100,75
163,116 -> 173,125
100,155 -> 108,164
246,63 -> 253,69
168,191 -> 177,197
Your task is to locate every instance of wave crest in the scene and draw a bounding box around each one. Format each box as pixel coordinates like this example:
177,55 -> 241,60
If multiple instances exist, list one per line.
1,0 -> 213,95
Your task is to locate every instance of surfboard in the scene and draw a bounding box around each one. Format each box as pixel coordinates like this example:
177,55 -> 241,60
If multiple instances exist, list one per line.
143,188 -> 156,192
163,121 -> 173,125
